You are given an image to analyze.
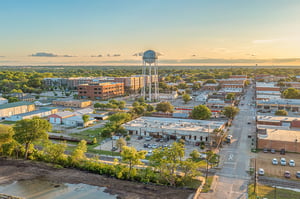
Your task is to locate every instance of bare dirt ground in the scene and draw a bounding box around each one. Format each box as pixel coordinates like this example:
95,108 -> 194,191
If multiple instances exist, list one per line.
254,151 -> 300,180
0,159 -> 195,199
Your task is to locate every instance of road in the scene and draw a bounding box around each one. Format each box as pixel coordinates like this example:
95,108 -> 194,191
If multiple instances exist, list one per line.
201,86 -> 256,199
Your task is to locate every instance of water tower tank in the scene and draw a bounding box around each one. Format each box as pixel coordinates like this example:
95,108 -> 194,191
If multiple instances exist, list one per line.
142,50 -> 157,64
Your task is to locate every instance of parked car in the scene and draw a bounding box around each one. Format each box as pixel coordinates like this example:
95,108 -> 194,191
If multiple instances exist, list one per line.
152,144 -> 158,149
272,158 -> 278,165
111,146 -> 118,151
284,171 -> 291,178
280,148 -> 285,155
146,150 -> 153,157
248,122 -> 251,124
144,143 -> 149,148
155,138 -> 161,142
281,158 -> 287,166
258,168 -> 264,176
137,136 -> 143,140
289,160 -> 295,167
145,136 -> 152,141
296,171 -> 300,178
271,149 -> 276,154
263,148 -> 268,153
163,144 -> 168,148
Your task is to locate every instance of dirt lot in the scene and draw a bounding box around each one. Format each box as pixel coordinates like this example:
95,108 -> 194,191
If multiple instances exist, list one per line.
255,151 -> 300,180
0,159 -> 195,199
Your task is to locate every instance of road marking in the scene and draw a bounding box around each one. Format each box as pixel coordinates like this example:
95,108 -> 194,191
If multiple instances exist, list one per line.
228,154 -> 234,161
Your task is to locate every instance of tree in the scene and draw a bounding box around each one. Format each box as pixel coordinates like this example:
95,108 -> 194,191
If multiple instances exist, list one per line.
0,125 -> 14,154
82,115 -> 90,124
120,146 -> 146,175
146,104 -> 154,112
204,79 -> 217,84
43,141 -> 67,163
204,151 -> 219,179
189,149 -> 200,160
116,138 -> 127,152
192,83 -> 201,90
71,140 -> 87,163
222,106 -> 239,119
191,105 -> 212,120
182,94 -> 191,104
225,93 -> 235,100
13,117 -> 52,159
108,112 -> 132,125
132,101 -> 140,107
156,101 -> 174,113
275,109 -> 288,116
283,88 -> 300,99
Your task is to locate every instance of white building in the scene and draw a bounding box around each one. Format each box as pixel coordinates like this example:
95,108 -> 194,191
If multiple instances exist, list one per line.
0,97 -> 8,105
122,117 -> 226,143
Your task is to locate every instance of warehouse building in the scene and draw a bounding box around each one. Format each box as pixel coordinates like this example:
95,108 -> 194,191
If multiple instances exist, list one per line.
0,102 -> 35,118
122,117 -> 226,144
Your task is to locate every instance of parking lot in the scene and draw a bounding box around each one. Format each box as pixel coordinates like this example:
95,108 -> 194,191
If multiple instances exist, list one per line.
97,134 -> 204,159
255,151 -> 300,180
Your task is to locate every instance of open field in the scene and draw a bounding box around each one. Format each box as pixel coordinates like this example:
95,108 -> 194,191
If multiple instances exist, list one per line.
248,183 -> 300,199
254,151 -> 300,179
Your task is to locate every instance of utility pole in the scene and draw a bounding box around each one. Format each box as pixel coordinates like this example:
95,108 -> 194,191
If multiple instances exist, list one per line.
254,158 -> 257,197
274,186 -> 277,199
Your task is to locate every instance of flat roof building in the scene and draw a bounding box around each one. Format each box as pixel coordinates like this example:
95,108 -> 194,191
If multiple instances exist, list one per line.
122,116 -> 226,144
0,101 -> 36,118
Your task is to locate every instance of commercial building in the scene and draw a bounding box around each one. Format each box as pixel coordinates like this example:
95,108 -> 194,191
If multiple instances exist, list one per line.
256,95 -> 281,100
114,76 -> 144,92
64,115 -> 96,127
257,129 -> 300,153
256,99 -> 300,112
78,82 -> 124,100
202,83 -> 219,91
257,115 -> 300,128
219,88 -> 243,95
206,99 -> 229,112
5,107 -> 58,121
52,100 -> 92,108
0,102 -> 35,118
122,116 -> 226,144
48,111 -> 75,124
256,82 -> 280,91
255,75 -> 288,82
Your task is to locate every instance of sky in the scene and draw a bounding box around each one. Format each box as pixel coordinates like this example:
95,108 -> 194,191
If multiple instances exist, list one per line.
1,0 -> 300,66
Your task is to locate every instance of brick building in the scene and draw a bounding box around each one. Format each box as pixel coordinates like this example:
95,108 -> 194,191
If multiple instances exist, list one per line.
257,115 -> 300,128
78,82 -> 124,100
256,82 -> 280,91
202,83 -> 219,91
257,129 -> 300,153
114,76 -> 144,92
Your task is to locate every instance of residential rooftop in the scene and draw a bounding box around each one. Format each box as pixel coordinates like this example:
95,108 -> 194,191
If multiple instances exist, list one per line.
257,115 -> 299,123
256,82 -> 279,88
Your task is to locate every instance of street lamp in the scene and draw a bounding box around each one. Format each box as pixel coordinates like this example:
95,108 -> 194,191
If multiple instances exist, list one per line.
111,132 -> 115,156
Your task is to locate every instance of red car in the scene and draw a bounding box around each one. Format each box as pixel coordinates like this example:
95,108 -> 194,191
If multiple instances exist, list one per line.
284,171 -> 291,178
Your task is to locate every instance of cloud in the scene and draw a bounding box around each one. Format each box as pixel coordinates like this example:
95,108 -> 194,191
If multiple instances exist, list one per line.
0,56 -> 5,58
252,38 -> 287,44
31,52 -> 58,57
91,54 -> 103,57
113,54 -> 121,57
62,54 -> 75,57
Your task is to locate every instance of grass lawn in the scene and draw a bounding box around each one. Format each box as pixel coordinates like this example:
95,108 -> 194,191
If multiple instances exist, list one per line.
248,184 -> 300,199
201,176 -> 214,193
70,127 -> 104,141
0,121 -> 16,125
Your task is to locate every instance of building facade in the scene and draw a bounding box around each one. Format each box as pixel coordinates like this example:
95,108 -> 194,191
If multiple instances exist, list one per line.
0,102 -> 36,118
52,100 -> 92,108
78,82 -> 124,100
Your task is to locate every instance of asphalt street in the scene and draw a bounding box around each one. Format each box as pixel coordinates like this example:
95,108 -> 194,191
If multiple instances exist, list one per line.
201,86 -> 256,199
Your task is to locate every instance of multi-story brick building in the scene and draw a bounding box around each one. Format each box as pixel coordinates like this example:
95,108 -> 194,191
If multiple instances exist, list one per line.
0,101 -> 36,118
78,82 -> 124,100
114,76 -> 144,93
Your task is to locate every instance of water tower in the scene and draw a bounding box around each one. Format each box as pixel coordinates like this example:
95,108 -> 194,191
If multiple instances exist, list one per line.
142,50 -> 159,101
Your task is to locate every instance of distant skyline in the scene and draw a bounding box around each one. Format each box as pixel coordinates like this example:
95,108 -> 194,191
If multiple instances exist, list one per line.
1,0 -> 300,66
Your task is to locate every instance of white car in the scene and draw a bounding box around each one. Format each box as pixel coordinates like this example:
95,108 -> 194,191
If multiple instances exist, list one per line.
281,158 -> 287,166
258,168 -> 264,176
289,160 -> 295,167
272,158 -> 278,165
152,144 -> 158,149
